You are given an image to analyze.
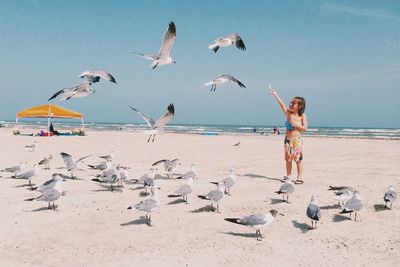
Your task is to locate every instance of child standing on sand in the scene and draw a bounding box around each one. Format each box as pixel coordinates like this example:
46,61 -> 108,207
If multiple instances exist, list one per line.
269,84 -> 308,184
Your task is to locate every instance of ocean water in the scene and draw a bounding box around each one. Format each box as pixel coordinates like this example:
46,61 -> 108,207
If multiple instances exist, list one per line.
2,120 -> 400,140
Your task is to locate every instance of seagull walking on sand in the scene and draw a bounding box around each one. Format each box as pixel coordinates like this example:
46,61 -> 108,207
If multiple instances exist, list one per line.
25,141 -> 38,152
168,177 -> 194,203
208,33 -> 246,53
210,168 -> 235,195
306,194 -> 321,229
60,152 -> 91,179
225,209 -> 278,241
198,183 -> 225,212
340,191 -> 363,221
99,153 -> 114,162
384,185 -> 397,209
133,21 -> 176,69
88,161 -> 113,171
152,158 -> 180,179
79,69 -> 117,84
48,82 -> 94,101
129,103 -> 175,142
205,74 -> 246,92
275,176 -> 294,203
32,173 -> 63,193
127,187 -> 160,226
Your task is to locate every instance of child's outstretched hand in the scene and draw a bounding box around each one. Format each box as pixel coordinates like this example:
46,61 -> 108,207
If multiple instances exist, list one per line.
269,84 -> 277,95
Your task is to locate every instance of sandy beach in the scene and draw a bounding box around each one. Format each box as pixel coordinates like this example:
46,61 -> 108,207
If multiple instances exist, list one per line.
0,128 -> 399,266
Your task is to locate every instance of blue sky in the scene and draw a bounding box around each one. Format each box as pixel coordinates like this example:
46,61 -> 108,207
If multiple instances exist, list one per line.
0,0 -> 399,128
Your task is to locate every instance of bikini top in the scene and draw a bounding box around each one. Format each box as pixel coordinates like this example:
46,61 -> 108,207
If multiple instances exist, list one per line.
285,121 -> 295,131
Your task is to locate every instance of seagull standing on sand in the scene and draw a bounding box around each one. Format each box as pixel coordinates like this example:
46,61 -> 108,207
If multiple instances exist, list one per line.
306,194 -> 321,229
127,187 -> 160,226
79,69 -> 117,84
224,209 -> 278,241
32,173 -> 63,193
129,103 -> 175,142
88,161 -> 113,171
198,183 -> 225,212
60,152 -> 91,179
168,177 -> 194,203
25,177 -> 62,210
152,158 -> 180,179
205,74 -> 246,92
38,154 -> 53,170
14,163 -> 39,186
99,153 -> 114,162
25,141 -> 38,152
208,33 -> 246,53
176,163 -> 197,180
330,186 -> 354,206
340,191 -> 363,221
0,162 -> 27,177
384,186 -> 397,209
275,177 -> 295,203
48,82 -> 94,101
210,168 -> 235,195
133,21 -> 176,69
92,166 -> 121,191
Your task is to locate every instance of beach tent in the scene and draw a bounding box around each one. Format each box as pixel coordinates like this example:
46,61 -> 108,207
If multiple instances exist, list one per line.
16,104 -> 84,129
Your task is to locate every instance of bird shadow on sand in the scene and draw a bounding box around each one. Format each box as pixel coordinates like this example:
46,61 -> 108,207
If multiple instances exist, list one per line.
13,183 -> 35,189
239,173 -> 282,182
320,204 -> 341,210
222,231 -> 258,239
120,216 -> 147,226
373,204 -> 390,212
191,205 -> 214,213
59,174 -> 84,181
92,183 -> 123,193
166,198 -> 186,205
333,214 -> 351,222
29,206 -> 59,212
269,198 -> 287,204
292,220 -> 310,233
139,191 -> 151,197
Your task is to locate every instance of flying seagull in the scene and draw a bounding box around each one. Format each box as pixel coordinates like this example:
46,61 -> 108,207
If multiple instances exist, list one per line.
48,82 -> 94,101
225,209 -> 278,241
208,33 -> 246,53
306,194 -> 321,229
79,69 -> 117,84
133,21 -> 176,69
205,75 -> 246,92
129,103 -> 175,142
384,185 -> 397,209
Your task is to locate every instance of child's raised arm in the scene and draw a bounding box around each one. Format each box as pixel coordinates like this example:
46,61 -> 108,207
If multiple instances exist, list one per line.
269,84 -> 288,115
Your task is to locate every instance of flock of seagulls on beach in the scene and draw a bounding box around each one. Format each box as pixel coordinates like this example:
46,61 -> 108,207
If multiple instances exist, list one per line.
3,20 -> 398,241
0,144 -> 397,240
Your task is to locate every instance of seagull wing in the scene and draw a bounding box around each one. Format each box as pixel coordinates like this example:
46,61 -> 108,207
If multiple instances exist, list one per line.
133,52 -> 158,61
155,103 -> 175,129
220,75 -> 246,88
129,106 -> 156,129
60,152 -> 74,170
159,21 -> 176,58
48,88 -> 67,101
76,155 -> 92,164
80,69 -> 117,83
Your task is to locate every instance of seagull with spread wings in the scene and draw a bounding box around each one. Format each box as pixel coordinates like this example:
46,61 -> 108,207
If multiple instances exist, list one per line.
133,21 -> 177,69
60,152 -> 91,179
48,82 -> 94,101
79,69 -> 117,84
208,33 -> 246,53
129,103 -> 175,142
205,74 -> 246,92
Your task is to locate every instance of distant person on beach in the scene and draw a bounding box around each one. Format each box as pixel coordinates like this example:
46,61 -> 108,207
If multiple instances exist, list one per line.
269,84 -> 308,184
49,123 -> 59,135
